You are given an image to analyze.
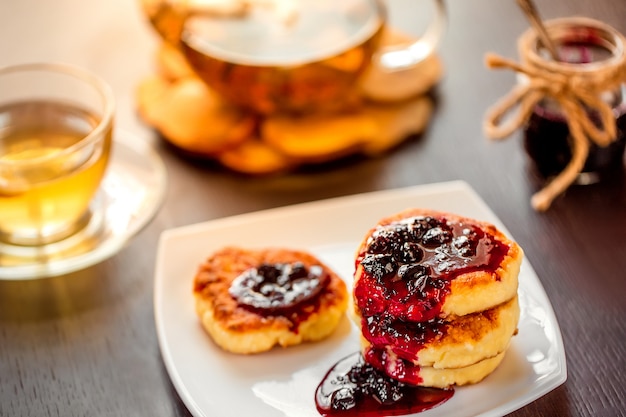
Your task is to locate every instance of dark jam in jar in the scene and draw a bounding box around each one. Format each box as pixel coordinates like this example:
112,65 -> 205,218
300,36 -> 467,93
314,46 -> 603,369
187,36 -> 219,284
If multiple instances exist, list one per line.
315,352 -> 453,417
524,102 -> 626,182
353,215 -> 509,383
523,41 -> 626,183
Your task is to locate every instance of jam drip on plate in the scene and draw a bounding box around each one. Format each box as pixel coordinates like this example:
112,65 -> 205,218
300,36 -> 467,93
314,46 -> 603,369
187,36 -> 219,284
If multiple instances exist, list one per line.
228,262 -> 329,328
315,352 -> 453,417
364,348 -> 425,386
353,215 -> 510,382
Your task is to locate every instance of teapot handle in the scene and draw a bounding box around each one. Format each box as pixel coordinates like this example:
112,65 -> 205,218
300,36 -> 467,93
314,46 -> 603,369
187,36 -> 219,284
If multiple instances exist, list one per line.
377,0 -> 447,72
359,0 -> 446,101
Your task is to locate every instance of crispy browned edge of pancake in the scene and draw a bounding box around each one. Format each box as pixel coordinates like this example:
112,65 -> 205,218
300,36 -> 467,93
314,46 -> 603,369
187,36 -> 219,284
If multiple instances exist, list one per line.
429,296 -> 520,347
357,295 -> 520,366
353,208 -> 523,317
193,246 -> 348,335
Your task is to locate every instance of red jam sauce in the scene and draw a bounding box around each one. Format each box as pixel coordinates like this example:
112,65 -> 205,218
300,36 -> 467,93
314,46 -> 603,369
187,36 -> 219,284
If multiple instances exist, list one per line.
354,215 -> 509,323
364,348 -> 426,386
315,352 -> 453,417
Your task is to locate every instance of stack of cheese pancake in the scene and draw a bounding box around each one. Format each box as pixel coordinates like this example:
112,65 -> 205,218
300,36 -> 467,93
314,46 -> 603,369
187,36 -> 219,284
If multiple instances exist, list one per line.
352,209 -> 523,388
193,247 -> 348,354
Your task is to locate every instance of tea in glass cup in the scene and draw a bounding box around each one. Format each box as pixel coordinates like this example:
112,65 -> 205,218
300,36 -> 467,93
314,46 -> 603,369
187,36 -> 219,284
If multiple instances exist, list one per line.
0,63 -> 114,246
142,0 -> 445,115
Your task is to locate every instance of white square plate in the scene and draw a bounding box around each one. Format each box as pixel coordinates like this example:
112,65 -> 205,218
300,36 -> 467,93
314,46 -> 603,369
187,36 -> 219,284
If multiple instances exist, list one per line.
154,180 -> 567,417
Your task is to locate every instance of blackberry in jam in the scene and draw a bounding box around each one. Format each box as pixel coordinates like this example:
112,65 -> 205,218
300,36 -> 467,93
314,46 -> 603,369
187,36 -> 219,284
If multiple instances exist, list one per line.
396,241 -> 424,263
315,352 -> 453,417
229,262 -> 328,312
360,254 -> 397,281
421,225 -> 452,248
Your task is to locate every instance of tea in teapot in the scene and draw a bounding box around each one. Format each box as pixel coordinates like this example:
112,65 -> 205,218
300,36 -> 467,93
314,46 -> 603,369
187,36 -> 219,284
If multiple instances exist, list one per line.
141,0 -> 445,114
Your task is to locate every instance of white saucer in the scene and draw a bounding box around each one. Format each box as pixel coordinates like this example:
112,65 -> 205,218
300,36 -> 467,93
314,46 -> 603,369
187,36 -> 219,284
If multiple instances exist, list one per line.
0,130 -> 167,280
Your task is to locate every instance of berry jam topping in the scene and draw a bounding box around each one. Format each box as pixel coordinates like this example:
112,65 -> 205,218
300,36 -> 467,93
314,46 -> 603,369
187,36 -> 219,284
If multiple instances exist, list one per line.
363,315 -> 447,362
354,216 -> 509,322
229,262 -> 329,312
315,352 -> 453,417
364,347 -> 424,386
353,214 -> 510,382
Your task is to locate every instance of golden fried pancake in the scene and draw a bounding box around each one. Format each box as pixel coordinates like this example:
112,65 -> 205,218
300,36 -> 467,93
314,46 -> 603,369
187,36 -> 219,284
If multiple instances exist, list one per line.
260,95 -> 434,164
418,351 -> 507,387
136,76 -> 255,156
358,296 -> 520,370
156,77 -> 255,154
260,110 -> 376,163
193,247 -> 348,354
353,208 -> 523,320
352,208 -> 522,387
371,348 -> 508,388
217,137 -> 295,175
360,95 -> 433,156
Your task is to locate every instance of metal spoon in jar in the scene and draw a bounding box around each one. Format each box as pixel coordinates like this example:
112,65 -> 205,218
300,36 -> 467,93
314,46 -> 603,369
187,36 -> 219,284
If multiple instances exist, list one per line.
516,0 -> 560,60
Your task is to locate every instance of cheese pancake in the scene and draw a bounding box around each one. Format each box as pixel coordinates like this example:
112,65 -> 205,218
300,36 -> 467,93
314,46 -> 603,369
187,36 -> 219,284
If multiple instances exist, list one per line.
193,247 -> 348,354
358,296 -> 520,370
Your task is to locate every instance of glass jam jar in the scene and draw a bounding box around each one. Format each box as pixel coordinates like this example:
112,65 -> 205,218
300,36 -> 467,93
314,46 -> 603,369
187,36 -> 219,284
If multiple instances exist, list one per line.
521,17 -> 626,184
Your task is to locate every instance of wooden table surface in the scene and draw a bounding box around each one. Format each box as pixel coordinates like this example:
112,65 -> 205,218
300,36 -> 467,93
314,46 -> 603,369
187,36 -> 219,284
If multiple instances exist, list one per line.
1,0 -> 625,416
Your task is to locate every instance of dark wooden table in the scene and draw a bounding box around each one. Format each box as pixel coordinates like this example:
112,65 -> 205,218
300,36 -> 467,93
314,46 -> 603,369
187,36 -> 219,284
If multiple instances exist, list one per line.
1,0 -> 625,416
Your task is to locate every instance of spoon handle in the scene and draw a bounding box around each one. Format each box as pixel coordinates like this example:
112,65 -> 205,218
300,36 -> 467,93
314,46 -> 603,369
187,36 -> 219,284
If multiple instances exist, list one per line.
516,0 -> 560,60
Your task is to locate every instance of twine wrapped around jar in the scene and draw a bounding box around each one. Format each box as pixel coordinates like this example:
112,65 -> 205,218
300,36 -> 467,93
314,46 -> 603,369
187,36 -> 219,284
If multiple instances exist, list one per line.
483,17 -> 626,211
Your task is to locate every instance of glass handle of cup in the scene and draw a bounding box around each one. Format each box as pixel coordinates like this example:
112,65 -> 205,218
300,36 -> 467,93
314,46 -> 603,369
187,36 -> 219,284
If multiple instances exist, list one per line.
378,0 -> 447,71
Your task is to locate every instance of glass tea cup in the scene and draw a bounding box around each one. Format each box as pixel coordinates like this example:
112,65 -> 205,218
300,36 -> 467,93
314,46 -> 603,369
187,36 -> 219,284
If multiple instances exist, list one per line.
141,0 -> 446,115
0,63 -> 115,246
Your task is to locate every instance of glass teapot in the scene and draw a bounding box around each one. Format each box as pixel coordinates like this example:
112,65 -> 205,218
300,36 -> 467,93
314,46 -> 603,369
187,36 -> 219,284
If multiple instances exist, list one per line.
140,0 -> 446,115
